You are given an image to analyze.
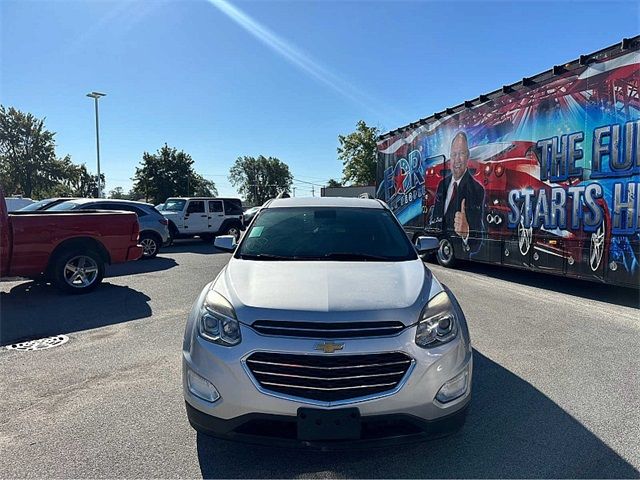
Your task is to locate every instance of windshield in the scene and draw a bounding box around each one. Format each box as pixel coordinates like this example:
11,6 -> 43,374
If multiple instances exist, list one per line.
164,199 -> 186,212
237,207 -> 417,261
47,201 -> 82,211
19,199 -> 56,211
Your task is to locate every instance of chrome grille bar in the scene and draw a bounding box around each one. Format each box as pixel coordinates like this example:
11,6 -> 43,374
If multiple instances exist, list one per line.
251,320 -> 406,339
251,370 -> 406,381
245,352 -> 413,402
246,359 -> 411,370
256,325 -> 404,333
260,381 -> 398,391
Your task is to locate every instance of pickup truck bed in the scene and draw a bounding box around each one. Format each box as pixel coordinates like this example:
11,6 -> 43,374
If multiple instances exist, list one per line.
1,196 -> 144,293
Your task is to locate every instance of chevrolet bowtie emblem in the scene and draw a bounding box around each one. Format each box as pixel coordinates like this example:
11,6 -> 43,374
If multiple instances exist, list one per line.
314,342 -> 344,354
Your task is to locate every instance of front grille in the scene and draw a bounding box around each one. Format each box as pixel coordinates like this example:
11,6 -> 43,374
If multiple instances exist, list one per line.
251,320 -> 405,338
245,352 -> 413,402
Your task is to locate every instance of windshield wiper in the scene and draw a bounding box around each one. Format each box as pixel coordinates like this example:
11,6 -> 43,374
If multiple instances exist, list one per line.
237,253 -> 292,261
321,252 -> 391,261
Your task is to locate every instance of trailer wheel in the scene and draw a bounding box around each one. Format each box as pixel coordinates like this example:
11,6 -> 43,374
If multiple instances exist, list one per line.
437,238 -> 457,268
51,250 -> 105,294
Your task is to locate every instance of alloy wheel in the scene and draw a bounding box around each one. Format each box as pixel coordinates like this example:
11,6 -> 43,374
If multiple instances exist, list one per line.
227,227 -> 240,240
439,239 -> 454,262
64,255 -> 99,288
141,238 -> 158,257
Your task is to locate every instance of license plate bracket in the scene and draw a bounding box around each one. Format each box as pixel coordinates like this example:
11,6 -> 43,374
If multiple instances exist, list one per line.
297,407 -> 361,441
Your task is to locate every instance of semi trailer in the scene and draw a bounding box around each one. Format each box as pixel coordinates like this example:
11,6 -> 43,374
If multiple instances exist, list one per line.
377,37 -> 639,288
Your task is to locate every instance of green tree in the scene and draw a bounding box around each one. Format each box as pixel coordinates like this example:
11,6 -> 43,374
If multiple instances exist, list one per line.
109,186 -> 126,199
326,178 -> 342,188
229,155 -> 293,205
65,164 -> 104,197
131,144 -> 217,204
0,106 -> 76,198
337,120 -> 380,186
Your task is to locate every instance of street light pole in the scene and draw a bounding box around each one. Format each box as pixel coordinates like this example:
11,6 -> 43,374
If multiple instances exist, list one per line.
86,91 -> 106,198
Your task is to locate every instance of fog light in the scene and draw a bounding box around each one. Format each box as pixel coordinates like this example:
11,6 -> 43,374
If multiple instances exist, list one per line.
187,369 -> 220,403
436,368 -> 469,403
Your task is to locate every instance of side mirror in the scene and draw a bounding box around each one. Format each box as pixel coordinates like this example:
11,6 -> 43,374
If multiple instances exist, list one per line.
415,236 -> 439,254
214,235 -> 237,252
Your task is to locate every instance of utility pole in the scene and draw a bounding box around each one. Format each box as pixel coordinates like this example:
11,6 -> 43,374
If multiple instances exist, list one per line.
86,91 -> 106,198
292,186 -> 296,197
312,185 -> 315,197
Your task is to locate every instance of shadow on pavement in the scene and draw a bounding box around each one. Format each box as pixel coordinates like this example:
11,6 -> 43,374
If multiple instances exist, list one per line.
427,259 -> 640,309
196,350 -> 638,478
0,282 -> 152,346
106,256 -> 178,277
163,239 -> 230,255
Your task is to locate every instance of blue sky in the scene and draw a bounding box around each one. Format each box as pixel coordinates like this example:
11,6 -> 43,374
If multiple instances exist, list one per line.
1,0 -> 638,198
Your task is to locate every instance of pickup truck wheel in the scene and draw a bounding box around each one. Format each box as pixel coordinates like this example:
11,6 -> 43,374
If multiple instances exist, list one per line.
52,251 -> 105,294
139,233 -> 160,259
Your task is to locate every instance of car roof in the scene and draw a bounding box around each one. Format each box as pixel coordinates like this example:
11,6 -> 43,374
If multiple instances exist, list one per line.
62,198 -> 154,208
266,197 -> 384,209
166,197 -> 241,201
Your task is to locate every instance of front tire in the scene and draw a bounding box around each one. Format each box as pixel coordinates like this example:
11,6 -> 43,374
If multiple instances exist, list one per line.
224,224 -> 241,241
51,250 -> 105,294
139,232 -> 160,259
437,238 -> 457,268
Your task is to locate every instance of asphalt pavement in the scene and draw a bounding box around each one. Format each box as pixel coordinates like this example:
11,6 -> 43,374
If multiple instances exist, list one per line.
1,240 -> 638,478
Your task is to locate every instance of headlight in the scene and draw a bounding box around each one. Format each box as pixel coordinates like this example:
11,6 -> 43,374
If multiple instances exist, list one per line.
198,290 -> 242,346
415,291 -> 458,348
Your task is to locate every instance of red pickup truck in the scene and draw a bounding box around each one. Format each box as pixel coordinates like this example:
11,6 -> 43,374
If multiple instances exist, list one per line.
0,190 -> 143,293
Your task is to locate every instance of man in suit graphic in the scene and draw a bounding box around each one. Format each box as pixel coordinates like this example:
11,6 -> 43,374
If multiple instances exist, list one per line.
429,131 -> 485,257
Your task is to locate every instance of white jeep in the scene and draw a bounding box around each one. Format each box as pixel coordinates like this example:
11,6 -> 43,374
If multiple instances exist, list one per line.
161,197 -> 243,242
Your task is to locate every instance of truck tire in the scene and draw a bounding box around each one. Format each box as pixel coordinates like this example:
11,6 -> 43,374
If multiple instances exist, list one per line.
51,250 -> 105,294
437,238 -> 457,268
139,232 -> 161,259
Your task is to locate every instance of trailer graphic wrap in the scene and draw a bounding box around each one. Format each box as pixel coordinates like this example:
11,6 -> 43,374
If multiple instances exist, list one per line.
377,46 -> 639,287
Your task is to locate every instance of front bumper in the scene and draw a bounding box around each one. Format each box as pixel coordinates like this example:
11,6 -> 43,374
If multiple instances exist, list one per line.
183,320 -> 472,447
186,401 -> 468,450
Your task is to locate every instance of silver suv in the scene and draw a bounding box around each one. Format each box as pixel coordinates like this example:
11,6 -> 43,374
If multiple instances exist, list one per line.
182,197 -> 472,448
48,199 -> 170,259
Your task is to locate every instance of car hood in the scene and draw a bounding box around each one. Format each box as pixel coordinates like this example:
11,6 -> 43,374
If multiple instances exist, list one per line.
217,258 -> 439,322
